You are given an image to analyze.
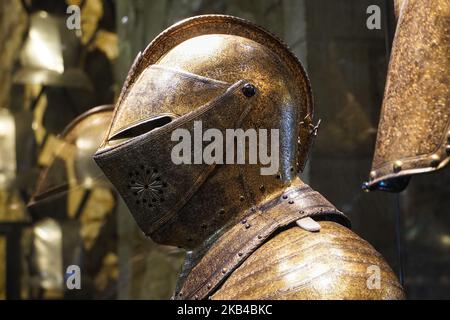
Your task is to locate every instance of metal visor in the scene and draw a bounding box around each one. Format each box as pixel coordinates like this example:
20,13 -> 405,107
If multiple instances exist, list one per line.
94,80 -> 255,236
107,65 -> 230,140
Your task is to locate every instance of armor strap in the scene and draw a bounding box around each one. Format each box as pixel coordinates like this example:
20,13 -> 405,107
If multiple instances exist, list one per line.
174,183 -> 349,300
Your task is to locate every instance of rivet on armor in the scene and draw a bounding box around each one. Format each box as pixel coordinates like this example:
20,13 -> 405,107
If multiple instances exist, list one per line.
207,283 -> 212,289
257,235 -> 263,239
288,200 -> 294,204
242,83 -> 256,97
282,195 -> 288,200
259,184 -> 265,192
221,268 -> 227,274
245,223 -> 251,229
393,160 -> 402,173
242,219 -> 247,224
430,154 -> 440,167
240,195 -> 245,201
362,182 -> 370,193
369,171 -> 376,180
238,252 -> 243,257
219,208 -> 225,215
194,295 -> 199,300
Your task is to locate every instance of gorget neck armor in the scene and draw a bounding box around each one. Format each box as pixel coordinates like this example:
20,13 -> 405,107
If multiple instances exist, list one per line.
173,178 -> 348,300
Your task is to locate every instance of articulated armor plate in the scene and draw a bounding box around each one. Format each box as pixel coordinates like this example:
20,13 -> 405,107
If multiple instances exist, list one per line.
174,181 -> 348,300
95,15 -> 404,299
365,0 -> 450,192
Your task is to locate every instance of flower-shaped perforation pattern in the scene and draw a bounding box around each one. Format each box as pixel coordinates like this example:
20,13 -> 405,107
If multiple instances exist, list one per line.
128,165 -> 167,209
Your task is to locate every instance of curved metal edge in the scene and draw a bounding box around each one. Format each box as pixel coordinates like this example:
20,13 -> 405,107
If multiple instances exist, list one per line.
59,104 -> 114,138
363,127 -> 450,192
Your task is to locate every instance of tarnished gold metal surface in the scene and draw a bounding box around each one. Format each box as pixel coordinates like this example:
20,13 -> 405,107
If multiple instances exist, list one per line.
28,105 -> 119,298
13,11 -> 93,90
95,15 -> 315,247
103,14 -> 313,172
108,65 -> 229,139
0,108 -> 28,222
212,221 -> 404,300
29,105 -> 114,206
173,179 -> 349,300
32,218 -> 63,293
393,0 -> 404,20
96,81 -> 257,238
95,15 -> 404,300
365,0 -> 450,192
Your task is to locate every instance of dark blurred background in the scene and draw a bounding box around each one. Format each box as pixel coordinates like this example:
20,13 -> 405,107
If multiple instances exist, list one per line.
0,0 -> 448,299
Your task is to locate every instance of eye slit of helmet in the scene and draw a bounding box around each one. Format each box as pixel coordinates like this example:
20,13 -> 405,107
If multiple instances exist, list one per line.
111,115 -> 175,140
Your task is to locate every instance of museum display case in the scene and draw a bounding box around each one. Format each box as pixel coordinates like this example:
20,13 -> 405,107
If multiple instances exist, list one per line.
0,0 -> 448,301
